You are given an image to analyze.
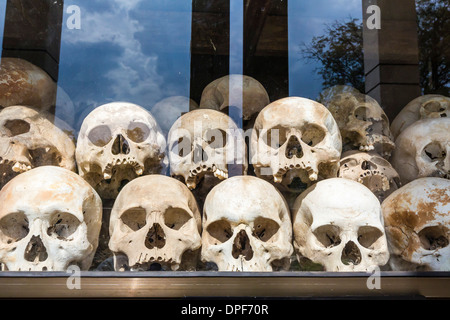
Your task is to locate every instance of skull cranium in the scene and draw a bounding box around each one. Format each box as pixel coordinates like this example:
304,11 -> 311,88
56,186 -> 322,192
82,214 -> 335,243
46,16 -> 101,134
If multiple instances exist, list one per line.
201,175 -> 293,271
292,178 -> 390,271
0,166 -> 102,271
250,97 -> 342,193
0,105 -> 76,190
108,175 -> 202,271
76,102 -> 168,199
382,177 -> 450,271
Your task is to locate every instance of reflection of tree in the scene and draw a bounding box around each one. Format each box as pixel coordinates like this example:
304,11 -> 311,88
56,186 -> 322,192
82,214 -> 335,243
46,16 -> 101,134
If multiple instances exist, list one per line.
417,0 -> 449,95
302,18 -> 364,93
302,0 -> 449,96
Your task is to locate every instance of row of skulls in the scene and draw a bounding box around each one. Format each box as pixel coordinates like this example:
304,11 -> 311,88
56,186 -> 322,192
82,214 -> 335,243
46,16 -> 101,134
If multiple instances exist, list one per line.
0,167 -> 448,272
0,58 -> 448,272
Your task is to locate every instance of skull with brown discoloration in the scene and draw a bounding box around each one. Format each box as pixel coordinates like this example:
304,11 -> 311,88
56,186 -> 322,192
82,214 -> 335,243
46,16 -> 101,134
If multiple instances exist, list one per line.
326,92 -> 395,158
382,177 -> 450,271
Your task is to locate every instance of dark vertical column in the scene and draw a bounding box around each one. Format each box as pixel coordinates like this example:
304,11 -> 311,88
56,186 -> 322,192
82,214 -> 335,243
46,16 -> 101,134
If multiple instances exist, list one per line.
190,0 -> 230,107
244,0 -> 288,102
362,0 -> 421,121
1,0 -> 64,82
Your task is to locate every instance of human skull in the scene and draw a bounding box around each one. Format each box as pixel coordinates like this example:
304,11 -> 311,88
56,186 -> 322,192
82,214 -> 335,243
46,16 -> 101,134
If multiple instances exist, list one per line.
76,102 -> 168,199
0,166 -> 102,271
201,175 -> 293,271
339,150 -> 401,202
317,85 -> 360,106
391,117 -> 449,185
199,74 -> 270,124
0,105 -> 76,190
292,178 -> 389,271
108,175 -> 202,271
250,97 -> 342,193
382,177 -> 450,271
168,109 -> 247,190
326,92 -> 395,158
391,94 -> 449,139
150,96 -> 199,136
0,58 -> 56,111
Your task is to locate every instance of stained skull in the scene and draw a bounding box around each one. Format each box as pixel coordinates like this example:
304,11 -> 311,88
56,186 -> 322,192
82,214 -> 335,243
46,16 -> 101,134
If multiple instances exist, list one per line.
326,92 -> 395,158
382,177 -> 450,271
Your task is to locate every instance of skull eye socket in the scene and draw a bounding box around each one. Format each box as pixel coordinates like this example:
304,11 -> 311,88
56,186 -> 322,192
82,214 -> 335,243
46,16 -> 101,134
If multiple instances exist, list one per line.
369,156 -> 391,167
313,225 -> 341,248
207,219 -> 233,243
0,212 -> 29,243
120,207 -> 147,231
171,136 -> 191,157
4,119 -> 30,137
357,226 -> 383,249
127,122 -> 150,143
205,129 -> 227,148
252,217 -> 279,242
88,125 -> 112,147
354,106 -> 369,121
263,126 -> 288,148
301,124 -> 326,147
422,142 -> 446,162
423,101 -> 446,113
419,226 -> 449,250
340,158 -> 358,168
164,207 -> 192,230
47,212 -> 81,240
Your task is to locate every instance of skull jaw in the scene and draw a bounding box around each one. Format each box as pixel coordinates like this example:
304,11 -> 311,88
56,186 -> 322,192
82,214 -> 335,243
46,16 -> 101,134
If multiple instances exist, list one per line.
112,248 -> 200,271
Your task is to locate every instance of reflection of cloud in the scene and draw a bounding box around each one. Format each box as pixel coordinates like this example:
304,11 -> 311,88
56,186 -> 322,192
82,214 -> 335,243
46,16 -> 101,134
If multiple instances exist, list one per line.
63,0 -> 164,107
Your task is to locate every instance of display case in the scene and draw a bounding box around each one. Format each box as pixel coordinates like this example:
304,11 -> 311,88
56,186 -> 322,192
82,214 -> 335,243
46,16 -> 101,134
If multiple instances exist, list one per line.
0,0 -> 449,300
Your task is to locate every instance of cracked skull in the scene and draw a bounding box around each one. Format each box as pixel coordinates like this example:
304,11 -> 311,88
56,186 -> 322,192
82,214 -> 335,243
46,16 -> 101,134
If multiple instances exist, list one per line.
292,178 -> 389,271
199,74 -> 270,127
76,102 -> 168,199
326,92 -> 395,158
391,94 -> 450,139
201,175 -> 293,271
168,109 -> 247,190
0,105 -> 76,190
108,175 -> 202,271
382,177 -> 450,271
0,166 -> 102,271
250,97 -> 342,193
391,117 -> 449,185
339,150 -> 401,202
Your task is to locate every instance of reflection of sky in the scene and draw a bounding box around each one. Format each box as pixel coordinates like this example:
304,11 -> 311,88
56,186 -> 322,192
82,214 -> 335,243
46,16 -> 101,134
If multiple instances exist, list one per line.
288,0 -> 362,100
0,0 -> 362,132
58,0 -> 193,132
0,0 -> 5,63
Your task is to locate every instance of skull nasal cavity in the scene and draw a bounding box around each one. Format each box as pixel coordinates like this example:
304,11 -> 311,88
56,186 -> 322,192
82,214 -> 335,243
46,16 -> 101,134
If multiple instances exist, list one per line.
193,144 -> 208,164
24,235 -> 48,263
112,134 -> 130,155
341,241 -> 361,266
285,136 -> 303,159
232,230 -> 253,261
145,223 -> 166,249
